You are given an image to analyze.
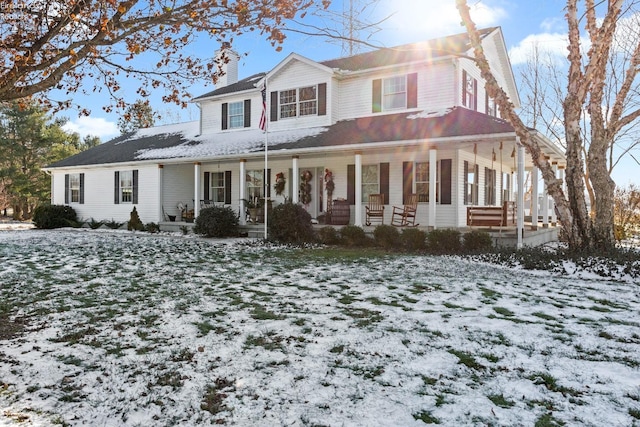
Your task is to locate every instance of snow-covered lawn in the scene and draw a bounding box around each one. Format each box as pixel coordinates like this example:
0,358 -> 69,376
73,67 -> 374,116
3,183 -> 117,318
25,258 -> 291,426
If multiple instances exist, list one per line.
1,229 -> 639,426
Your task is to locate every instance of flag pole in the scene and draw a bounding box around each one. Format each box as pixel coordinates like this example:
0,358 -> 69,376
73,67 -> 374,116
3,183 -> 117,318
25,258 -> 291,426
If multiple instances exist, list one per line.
262,76 -> 268,240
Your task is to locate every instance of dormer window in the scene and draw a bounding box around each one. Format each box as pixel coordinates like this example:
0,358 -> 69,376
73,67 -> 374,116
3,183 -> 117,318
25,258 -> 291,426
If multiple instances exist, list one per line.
372,73 -> 418,113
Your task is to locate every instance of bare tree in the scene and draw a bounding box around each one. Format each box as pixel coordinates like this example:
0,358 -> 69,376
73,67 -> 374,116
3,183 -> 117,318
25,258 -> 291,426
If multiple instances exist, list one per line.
457,0 -> 640,250
0,0 -> 333,114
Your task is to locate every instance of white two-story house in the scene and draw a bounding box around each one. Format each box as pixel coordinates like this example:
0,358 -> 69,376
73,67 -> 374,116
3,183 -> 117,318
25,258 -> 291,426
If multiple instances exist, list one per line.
45,27 -> 565,240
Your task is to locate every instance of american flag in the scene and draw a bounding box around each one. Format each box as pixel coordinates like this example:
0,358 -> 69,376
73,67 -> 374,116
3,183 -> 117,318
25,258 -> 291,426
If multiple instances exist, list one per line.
259,84 -> 267,132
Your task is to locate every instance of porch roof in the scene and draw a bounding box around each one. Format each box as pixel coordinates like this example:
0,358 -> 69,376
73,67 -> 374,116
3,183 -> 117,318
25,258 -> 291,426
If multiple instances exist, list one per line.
46,107 -> 558,168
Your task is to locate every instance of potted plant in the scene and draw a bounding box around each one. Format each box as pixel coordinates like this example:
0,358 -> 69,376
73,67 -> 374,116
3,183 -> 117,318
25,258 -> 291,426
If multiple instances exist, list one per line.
242,197 -> 262,223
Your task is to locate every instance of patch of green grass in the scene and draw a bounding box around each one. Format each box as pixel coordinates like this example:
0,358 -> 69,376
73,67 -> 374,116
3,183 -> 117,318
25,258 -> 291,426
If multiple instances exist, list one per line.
342,307 -> 383,328
244,332 -> 285,352
443,302 -> 476,311
250,304 -> 284,320
534,412 -> 566,427
488,393 -> 515,408
479,286 -> 501,301
493,306 -> 515,317
528,372 -> 582,397
413,411 -> 440,424
329,345 -> 345,354
629,408 -> 640,420
51,327 -> 98,344
448,349 -> 485,371
532,311 -> 557,321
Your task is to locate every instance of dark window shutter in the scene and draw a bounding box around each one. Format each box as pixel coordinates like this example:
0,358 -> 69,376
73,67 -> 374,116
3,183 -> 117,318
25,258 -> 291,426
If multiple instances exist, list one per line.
379,162 -> 389,204
132,169 -> 139,204
79,173 -> 85,204
318,83 -> 327,116
64,174 -> 69,204
463,161 -> 469,205
224,171 -> 232,204
347,164 -> 355,204
203,172 -> 210,201
244,99 -> 251,127
473,164 -> 479,204
407,73 -> 418,108
114,171 -> 120,204
372,79 -> 382,113
440,159 -> 452,205
270,91 -> 278,122
402,161 -> 413,204
484,167 -> 490,205
222,103 -> 228,130
462,70 -> 467,106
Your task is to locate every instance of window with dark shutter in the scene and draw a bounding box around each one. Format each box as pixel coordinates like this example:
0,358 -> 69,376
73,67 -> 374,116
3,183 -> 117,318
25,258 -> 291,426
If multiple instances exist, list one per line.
79,173 -> 85,204
440,159 -> 452,205
64,174 -> 69,204
379,163 -> 389,204
372,79 -> 382,113
270,91 -> 278,122
224,171 -> 232,204
407,73 -> 418,108
221,103 -> 228,130
244,99 -> 251,127
132,170 -> 138,204
402,162 -> 413,204
347,164 -> 355,204
114,171 -> 120,204
204,172 -> 210,200
318,83 -> 327,116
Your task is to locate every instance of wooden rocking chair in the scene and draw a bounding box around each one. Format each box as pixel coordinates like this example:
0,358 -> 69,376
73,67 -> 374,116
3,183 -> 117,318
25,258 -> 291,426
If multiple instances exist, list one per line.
365,194 -> 385,226
391,193 -> 419,227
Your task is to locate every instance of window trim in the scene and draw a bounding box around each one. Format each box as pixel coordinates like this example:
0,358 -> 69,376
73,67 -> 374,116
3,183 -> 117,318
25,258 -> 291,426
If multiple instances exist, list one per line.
120,170 -> 134,204
227,101 -> 244,129
209,172 -> 226,204
415,161 -> 440,203
69,173 -> 81,204
361,164 -> 380,203
278,85 -> 318,120
382,75 -> 407,111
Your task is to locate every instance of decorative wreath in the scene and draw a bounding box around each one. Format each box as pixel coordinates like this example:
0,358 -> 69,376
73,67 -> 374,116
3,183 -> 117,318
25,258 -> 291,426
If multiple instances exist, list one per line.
274,172 -> 286,195
300,169 -> 313,205
324,169 -> 335,195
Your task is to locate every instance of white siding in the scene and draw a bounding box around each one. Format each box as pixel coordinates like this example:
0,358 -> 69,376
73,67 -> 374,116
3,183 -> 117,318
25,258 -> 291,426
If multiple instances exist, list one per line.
52,165 -> 161,223
336,62 -> 455,120
267,60 -> 332,131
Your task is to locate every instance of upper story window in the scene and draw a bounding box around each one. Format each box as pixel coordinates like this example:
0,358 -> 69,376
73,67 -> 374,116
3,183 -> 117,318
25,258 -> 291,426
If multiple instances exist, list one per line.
228,101 -> 244,128
486,94 -> 497,117
372,73 -> 417,113
65,173 -> 84,205
279,86 -> 317,119
270,83 -> 326,123
462,70 -> 477,110
383,76 -> 407,110
222,99 -> 250,130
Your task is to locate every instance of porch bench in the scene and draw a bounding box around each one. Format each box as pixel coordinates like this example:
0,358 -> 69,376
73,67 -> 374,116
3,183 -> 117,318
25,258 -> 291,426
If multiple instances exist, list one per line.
467,201 -> 516,228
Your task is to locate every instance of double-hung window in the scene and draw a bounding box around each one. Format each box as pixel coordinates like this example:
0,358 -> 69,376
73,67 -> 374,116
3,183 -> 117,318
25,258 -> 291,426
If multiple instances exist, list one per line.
279,86 -> 318,119
120,170 -> 133,203
383,76 -> 407,110
228,101 -> 244,129
280,89 -> 297,119
463,70 -> 478,110
361,164 -> 379,202
209,172 -> 225,203
69,174 -> 81,203
246,169 -> 264,201
415,162 -> 440,203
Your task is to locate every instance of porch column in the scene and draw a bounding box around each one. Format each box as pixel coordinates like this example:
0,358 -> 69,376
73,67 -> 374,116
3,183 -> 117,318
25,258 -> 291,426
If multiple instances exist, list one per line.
158,165 -> 164,222
516,143 -> 525,249
531,166 -> 539,230
292,156 -> 299,204
239,159 -> 247,225
354,152 -> 362,226
429,148 -> 437,229
542,174 -> 549,228
551,163 -> 558,225
194,162 -> 201,218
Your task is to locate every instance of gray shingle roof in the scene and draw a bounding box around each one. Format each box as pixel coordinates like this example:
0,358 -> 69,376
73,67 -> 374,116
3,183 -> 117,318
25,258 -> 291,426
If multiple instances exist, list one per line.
46,108 -> 514,168
192,72 -> 265,100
